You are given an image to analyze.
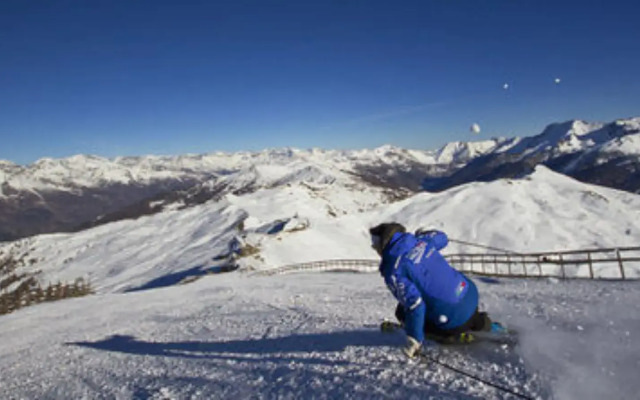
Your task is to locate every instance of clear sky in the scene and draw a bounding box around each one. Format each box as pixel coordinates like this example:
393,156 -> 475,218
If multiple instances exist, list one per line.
1,0 -> 639,165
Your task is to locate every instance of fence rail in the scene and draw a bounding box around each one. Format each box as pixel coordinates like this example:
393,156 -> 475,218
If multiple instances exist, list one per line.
255,259 -> 379,276
254,246 -> 640,280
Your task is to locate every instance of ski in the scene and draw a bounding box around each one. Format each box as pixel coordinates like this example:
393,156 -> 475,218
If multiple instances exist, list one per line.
380,320 -> 518,346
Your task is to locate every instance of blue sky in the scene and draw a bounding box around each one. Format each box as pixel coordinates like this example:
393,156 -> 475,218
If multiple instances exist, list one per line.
1,1 -> 639,164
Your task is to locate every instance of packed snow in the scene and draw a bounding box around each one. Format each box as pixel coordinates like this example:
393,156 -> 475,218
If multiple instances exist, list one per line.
0,271 -> 638,399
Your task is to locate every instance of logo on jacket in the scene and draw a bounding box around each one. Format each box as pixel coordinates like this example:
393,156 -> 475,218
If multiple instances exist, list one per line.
455,280 -> 467,297
408,242 -> 427,263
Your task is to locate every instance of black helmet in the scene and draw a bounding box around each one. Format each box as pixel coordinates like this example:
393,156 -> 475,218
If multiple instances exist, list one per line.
369,222 -> 406,255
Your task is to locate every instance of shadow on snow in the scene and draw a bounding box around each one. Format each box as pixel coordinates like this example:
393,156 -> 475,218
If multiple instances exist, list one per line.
66,330 -> 540,399
125,263 -> 238,292
67,329 -> 402,364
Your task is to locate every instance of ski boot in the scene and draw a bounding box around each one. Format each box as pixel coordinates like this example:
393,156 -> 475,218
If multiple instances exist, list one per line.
490,322 -> 508,334
458,332 -> 476,343
427,331 -> 475,345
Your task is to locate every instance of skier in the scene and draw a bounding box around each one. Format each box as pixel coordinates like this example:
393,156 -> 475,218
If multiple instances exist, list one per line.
370,222 -> 499,358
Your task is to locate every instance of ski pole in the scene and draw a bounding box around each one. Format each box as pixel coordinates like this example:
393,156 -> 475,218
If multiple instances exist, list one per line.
420,353 -> 534,400
448,238 -> 523,255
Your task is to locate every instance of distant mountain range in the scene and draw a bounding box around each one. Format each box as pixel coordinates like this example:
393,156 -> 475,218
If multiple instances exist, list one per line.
423,118 -> 640,193
1,117 -> 638,242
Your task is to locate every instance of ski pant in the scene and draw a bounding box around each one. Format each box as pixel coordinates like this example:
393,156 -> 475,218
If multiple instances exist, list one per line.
395,303 -> 491,338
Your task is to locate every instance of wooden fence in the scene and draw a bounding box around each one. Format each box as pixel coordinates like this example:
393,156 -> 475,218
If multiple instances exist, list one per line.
256,260 -> 380,275
255,259 -> 379,276
447,246 -> 640,280
255,246 -> 640,280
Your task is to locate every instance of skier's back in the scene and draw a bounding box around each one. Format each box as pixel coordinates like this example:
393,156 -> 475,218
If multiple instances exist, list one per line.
370,223 -> 494,357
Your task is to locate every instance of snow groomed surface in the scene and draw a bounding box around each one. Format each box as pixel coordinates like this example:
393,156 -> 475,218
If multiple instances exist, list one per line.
1,271 -> 638,399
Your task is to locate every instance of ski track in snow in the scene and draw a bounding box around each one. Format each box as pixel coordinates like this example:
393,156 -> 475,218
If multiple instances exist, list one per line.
1,272 -> 638,399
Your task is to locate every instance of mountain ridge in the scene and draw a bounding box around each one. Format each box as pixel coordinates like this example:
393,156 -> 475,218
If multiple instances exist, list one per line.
1,117 -> 638,241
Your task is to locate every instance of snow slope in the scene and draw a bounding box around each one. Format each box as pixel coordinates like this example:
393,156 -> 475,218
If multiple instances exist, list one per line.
237,165 -> 640,272
0,271 -> 638,399
3,165 -> 639,296
377,165 -> 640,253
1,201 -> 247,293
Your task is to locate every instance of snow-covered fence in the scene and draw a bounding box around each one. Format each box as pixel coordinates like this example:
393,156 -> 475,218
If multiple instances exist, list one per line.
255,246 -> 640,280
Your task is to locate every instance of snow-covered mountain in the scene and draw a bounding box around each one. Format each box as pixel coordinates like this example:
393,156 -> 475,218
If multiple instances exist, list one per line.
2,164 -> 638,296
0,143 -> 499,241
1,163 -> 639,399
1,118 -> 638,399
0,145 -> 488,196
424,117 -> 640,193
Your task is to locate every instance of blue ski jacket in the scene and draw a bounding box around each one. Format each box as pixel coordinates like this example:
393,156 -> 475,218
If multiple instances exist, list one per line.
379,230 -> 478,343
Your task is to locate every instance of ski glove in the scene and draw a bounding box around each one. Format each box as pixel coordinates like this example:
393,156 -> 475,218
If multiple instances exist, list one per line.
414,229 -> 448,250
402,336 -> 422,359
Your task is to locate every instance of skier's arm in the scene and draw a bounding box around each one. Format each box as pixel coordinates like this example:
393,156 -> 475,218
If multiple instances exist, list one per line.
415,229 -> 448,250
386,268 -> 425,343
402,295 -> 426,344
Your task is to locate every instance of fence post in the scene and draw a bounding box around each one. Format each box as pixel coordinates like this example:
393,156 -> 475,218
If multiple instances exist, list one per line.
537,255 -> 542,277
559,254 -> 565,279
588,251 -> 594,279
481,255 -> 485,275
616,249 -> 626,280
494,255 -> 498,275
522,255 -> 527,277
507,255 -> 512,275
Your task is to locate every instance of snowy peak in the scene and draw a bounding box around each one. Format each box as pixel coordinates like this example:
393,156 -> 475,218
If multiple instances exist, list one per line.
539,119 -> 600,142
425,117 -> 640,194
0,145 -> 439,200
509,117 -> 639,156
203,162 -> 340,193
614,117 -> 640,130
434,139 -> 505,164
0,141 -> 502,196
2,144 -> 459,240
0,161 -> 21,184
0,160 -> 18,168
0,160 -> 22,175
